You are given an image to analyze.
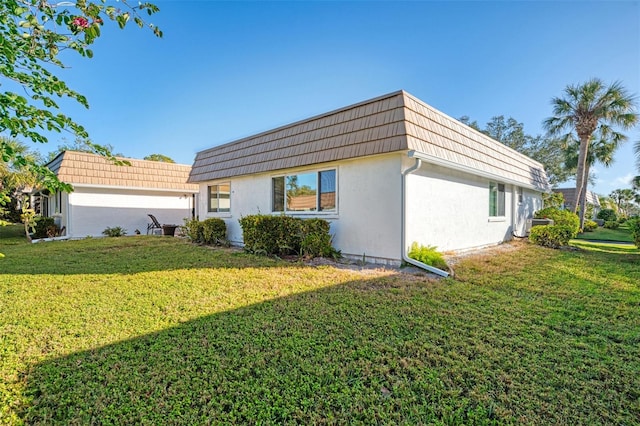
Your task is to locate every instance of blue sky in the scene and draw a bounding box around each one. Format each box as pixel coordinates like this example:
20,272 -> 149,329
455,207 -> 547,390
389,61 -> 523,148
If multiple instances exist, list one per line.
35,0 -> 640,196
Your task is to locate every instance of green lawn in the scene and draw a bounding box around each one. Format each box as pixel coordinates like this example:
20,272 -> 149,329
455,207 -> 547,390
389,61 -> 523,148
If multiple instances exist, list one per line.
1,225 -> 639,424
575,222 -> 633,242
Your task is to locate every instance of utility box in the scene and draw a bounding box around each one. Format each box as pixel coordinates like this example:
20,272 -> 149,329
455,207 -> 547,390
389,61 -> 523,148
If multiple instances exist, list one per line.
524,218 -> 554,236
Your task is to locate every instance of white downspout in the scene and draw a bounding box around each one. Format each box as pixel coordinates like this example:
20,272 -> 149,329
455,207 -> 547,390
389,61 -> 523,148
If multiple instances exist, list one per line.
401,156 -> 450,277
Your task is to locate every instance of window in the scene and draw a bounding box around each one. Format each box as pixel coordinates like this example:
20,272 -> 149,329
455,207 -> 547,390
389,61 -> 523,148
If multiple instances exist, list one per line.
489,182 -> 505,216
208,183 -> 230,213
54,192 -> 62,214
272,169 -> 336,212
516,186 -> 523,205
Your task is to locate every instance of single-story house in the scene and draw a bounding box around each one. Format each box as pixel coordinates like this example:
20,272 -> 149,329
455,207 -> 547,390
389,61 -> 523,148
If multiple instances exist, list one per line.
189,90 -> 550,268
554,187 -> 601,218
37,151 -> 199,238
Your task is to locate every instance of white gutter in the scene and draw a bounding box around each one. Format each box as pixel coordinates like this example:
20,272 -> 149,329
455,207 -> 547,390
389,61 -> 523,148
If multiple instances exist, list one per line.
401,157 -> 450,277
407,150 -> 549,193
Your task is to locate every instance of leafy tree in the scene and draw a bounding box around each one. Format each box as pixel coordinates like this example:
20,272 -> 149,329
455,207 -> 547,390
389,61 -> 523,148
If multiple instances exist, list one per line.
46,137 -> 125,163
544,79 -> 638,229
460,115 -> 572,185
144,154 -> 175,163
610,188 -> 639,218
543,192 -> 564,209
458,116 -> 482,132
0,0 -> 161,199
0,137 -> 42,222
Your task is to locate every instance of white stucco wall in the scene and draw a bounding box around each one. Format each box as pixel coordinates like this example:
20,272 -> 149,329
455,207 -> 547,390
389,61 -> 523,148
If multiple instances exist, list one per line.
197,153 -> 543,263
199,153 -> 404,263
65,187 -> 195,238
404,159 -> 542,253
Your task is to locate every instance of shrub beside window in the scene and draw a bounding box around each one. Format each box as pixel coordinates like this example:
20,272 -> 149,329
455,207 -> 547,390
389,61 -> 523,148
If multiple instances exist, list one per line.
239,214 -> 338,258
183,218 -> 227,245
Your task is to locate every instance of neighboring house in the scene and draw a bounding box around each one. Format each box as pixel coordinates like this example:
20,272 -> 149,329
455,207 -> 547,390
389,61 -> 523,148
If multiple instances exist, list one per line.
554,188 -> 601,218
36,151 -> 198,238
189,90 -> 550,265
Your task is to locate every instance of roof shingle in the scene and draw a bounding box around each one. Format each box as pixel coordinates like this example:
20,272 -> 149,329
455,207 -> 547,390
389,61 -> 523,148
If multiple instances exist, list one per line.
189,91 -> 549,191
48,151 -> 198,192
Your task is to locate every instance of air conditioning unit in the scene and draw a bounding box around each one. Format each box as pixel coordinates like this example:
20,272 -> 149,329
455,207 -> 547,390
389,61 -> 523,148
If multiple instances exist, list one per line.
524,218 -> 554,236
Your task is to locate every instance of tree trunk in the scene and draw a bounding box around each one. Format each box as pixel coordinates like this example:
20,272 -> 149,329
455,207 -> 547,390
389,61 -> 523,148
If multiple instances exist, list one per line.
574,134 -> 590,230
578,162 -> 590,224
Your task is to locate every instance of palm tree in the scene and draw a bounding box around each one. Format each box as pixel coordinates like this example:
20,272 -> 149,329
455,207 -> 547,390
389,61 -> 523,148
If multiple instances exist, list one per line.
563,128 -> 622,215
634,140 -> 640,191
544,79 -> 638,229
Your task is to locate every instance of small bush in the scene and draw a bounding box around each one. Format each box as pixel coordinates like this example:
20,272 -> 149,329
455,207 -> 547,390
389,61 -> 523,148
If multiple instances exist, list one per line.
407,242 -> 448,270
33,217 -> 56,239
597,209 -> 617,222
582,220 -> 598,232
102,226 -> 127,237
534,207 -> 579,237
529,225 -> 574,248
239,214 -> 337,258
300,219 -> 340,258
183,218 -> 227,245
183,218 -> 204,242
604,221 -> 619,230
627,218 -> 640,248
201,218 -> 227,245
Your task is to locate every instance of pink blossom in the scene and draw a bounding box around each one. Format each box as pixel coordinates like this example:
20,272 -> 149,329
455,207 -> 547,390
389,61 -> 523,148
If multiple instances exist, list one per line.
71,16 -> 90,29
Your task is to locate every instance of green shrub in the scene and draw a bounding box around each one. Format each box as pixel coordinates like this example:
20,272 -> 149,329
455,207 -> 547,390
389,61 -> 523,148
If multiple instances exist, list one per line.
239,214 -> 338,258
183,218 -> 227,245
407,242 -> 448,270
583,220 -> 598,232
33,217 -> 57,239
102,226 -> 127,237
604,220 -> 619,230
201,218 -> 227,245
534,207 -> 579,237
597,209 -> 617,222
529,225 -> 574,248
183,218 -> 204,242
627,218 -> 640,248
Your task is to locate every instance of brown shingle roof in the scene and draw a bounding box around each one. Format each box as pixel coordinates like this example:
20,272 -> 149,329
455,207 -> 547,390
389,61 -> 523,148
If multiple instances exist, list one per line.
189,90 -> 549,191
48,151 -> 198,192
554,188 -> 601,208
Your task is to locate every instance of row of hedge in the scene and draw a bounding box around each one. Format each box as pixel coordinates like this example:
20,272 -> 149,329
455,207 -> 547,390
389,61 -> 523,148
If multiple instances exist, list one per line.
239,214 -> 339,258
183,215 -> 339,259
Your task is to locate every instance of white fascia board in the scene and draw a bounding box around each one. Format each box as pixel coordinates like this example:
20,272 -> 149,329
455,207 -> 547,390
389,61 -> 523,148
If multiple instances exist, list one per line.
70,183 -> 198,194
407,150 -> 548,192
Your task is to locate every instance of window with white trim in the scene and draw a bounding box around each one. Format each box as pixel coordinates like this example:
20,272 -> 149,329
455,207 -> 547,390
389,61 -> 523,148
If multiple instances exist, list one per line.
489,182 -> 505,216
272,169 -> 336,212
208,182 -> 230,213
54,191 -> 62,214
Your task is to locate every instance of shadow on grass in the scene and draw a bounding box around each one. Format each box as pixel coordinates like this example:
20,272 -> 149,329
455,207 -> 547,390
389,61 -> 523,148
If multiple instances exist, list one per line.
570,239 -> 640,255
17,271 -> 640,425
